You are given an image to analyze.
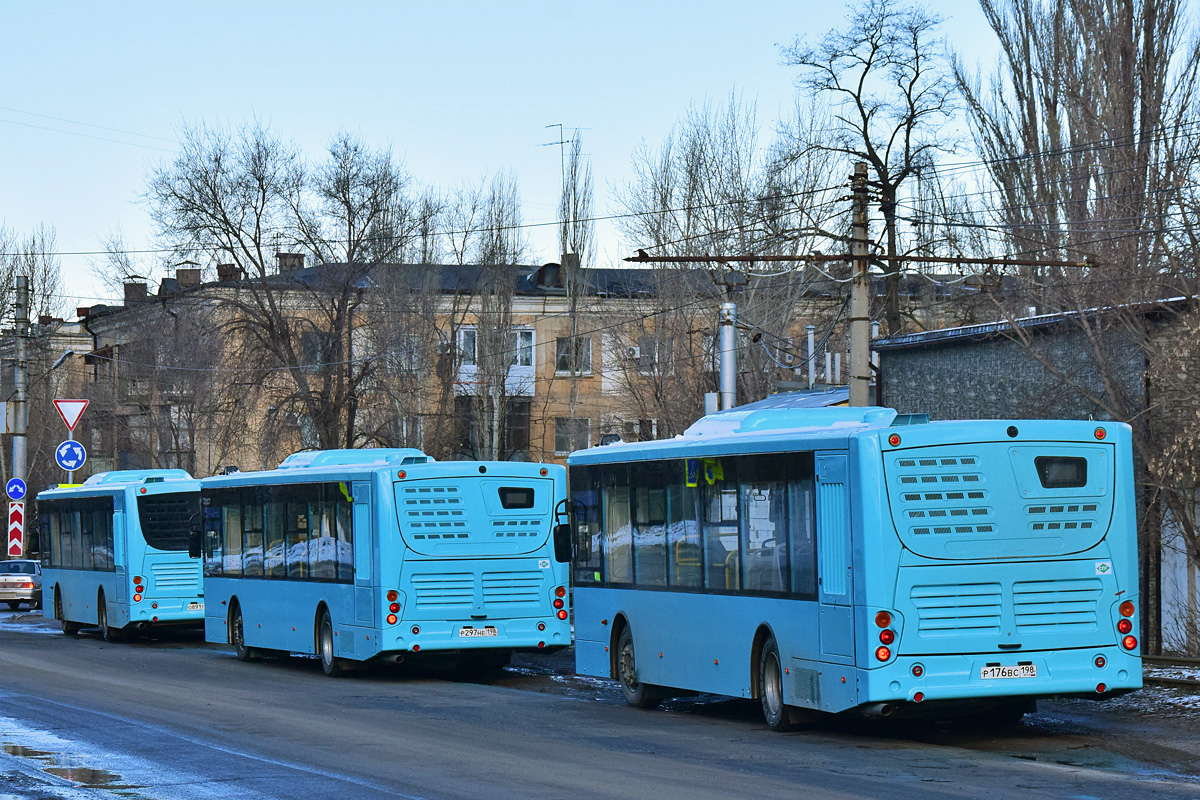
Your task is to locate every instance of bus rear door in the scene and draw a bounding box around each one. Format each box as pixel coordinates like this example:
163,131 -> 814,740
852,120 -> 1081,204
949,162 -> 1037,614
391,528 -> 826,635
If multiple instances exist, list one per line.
353,481 -> 374,626
816,453 -> 854,664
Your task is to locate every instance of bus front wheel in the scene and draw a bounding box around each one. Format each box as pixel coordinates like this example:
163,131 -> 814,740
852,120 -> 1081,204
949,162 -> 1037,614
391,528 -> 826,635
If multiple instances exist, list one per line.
230,606 -> 261,662
318,610 -> 346,677
616,626 -> 662,709
56,589 -> 80,636
760,635 -> 794,732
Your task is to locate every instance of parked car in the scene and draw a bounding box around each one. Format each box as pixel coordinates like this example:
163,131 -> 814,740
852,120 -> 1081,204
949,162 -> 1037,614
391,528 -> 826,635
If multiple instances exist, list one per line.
0,560 -> 42,610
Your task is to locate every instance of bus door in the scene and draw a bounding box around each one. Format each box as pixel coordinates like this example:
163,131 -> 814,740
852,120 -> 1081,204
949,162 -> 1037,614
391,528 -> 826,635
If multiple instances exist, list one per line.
816,453 -> 854,665
352,481 -> 374,626
113,494 -> 128,605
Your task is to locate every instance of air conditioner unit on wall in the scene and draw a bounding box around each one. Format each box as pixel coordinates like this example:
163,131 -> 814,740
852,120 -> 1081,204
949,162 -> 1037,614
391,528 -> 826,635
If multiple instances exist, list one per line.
625,346 -> 640,359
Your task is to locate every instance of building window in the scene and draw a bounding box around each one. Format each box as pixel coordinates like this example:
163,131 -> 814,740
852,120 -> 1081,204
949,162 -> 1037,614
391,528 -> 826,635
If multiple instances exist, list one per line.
555,417 -> 590,453
504,398 -> 531,456
457,328 -> 477,367
510,330 -> 534,367
556,336 -> 591,374
638,336 -> 673,374
624,419 -> 656,442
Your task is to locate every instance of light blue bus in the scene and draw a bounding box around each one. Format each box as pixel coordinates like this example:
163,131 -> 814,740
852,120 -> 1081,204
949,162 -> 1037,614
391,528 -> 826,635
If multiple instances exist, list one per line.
199,449 -> 572,677
38,470 -> 205,641
569,401 -> 1142,729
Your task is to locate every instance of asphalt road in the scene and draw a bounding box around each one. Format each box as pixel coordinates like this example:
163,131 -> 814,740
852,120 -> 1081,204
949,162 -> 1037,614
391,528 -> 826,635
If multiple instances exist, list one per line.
0,613 -> 1198,799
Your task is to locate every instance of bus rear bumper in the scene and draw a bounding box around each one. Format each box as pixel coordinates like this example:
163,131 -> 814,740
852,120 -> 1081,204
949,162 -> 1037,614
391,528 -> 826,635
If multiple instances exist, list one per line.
381,616 -> 571,653
861,646 -> 1143,706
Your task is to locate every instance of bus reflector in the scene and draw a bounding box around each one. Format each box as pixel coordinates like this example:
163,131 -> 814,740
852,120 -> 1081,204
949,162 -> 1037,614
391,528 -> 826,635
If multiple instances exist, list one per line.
151,602 -> 158,609
386,614 -> 397,625
911,664 -> 924,677
537,622 -> 545,631
1094,655 -> 1106,668
555,586 -> 567,598
888,433 -> 901,447
538,641 -> 545,648
1122,635 -> 1137,650
1097,683 -> 1107,693
540,467 -> 548,476
913,692 -> 924,702
879,629 -> 895,645
412,644 -> 420,652
875,611 -> 891,628
875,646 -> 891,662
1094,427 -> 1106,440
411,625 -> 420,635
557,610 -> 568,620
1117,618 -> 1132,634
1119,600 -> 1135,617
397,470 -> 406,479
387,590 -> 399,602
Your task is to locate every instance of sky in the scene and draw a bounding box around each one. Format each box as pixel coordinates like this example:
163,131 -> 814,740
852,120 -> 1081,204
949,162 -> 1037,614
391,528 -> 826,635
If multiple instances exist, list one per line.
0,1 -> 996,310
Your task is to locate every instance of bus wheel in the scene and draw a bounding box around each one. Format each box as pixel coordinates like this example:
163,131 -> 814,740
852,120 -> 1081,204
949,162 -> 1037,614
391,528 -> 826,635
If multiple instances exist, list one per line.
318,610 -> 345,677
230,606 -> 260,662
760,635 -> 793,732
56,589 -> 81,636
98,593 -> 123,643
617,626 -> 662,709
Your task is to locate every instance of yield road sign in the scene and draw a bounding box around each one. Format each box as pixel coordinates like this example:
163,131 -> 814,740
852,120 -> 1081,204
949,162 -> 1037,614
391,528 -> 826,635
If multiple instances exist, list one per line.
55,440 -> 87,471
54,399 -> 89,432
5,478 -> 26,501
8,502 -> 23,557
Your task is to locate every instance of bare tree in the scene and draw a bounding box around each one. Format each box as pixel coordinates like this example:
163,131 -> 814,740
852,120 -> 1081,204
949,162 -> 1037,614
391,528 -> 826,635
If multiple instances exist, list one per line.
783,0 -> 957,333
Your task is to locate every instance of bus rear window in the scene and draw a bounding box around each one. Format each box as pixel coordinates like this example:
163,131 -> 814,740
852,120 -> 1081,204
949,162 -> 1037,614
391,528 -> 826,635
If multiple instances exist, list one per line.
498,487 -> 535,509
138,492 -> 201,551
1035,456 -> 1087,489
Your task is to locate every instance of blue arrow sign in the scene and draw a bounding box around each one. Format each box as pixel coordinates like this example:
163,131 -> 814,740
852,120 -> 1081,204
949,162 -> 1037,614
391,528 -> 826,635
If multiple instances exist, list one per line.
55,440 -> 87,472
5,478 -> 26,501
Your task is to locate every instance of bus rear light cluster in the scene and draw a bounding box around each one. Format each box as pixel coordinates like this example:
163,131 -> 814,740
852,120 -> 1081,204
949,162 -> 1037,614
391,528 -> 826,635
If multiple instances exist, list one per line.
1094,655 -> 1106,669
1122,635 -> 1138,651
875,646 -> 891,662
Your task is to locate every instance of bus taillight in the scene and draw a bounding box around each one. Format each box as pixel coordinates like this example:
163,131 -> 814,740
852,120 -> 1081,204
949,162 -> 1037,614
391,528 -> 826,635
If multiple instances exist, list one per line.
875,611 -> 891,628
553,598 -> 564,609
875,646 -> 891,662
554,586 -> 567,598
387,590 -> 399,602
557,610 -> 568,620
386,614 -> 397,625
1117,618 -> 1132,634
879,629 -> 895,645
1119,600 -> 1135,617
389,602 -> 400,613
1122,635 -> 1138,651
133,593 -> 142,603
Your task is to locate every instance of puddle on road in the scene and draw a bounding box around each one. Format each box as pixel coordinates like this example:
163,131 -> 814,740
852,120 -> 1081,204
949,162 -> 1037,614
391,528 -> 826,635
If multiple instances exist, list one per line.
3,741 -> 152,796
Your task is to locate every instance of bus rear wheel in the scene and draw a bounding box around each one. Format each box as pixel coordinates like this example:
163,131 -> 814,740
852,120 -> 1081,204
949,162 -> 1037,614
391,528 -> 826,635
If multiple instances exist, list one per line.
98,593 -> 123,642
760,635 -> 794,732
617,626 -> 662,709
230,605 -> 260,662
56,589 -> 80,636
318,610 -> 346,677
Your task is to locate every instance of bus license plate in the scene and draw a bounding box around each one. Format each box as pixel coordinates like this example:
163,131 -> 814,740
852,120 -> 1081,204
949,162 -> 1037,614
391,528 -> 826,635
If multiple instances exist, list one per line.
980,664 -> 1036,680
458,626 -> 498,638
188,602 -> 204,611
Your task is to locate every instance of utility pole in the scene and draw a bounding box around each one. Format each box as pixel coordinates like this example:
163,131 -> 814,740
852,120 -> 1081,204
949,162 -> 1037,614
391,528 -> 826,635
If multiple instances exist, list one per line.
719,303 -> 737,410
13,276 -> 28,482
849,162 -> 872,407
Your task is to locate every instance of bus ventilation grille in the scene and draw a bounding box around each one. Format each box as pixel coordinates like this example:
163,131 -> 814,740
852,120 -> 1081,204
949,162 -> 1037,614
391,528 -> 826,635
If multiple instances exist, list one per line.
1013,578 -> 1102,631
491,520 -> 541,538
482,571 -> 543,605
791,666 -> 820,706
411,573 -> 474,607
910,583 -> 1002,636
1026,504 -> 1100,533
151,562 -> 200,589
894,455 -> 992,536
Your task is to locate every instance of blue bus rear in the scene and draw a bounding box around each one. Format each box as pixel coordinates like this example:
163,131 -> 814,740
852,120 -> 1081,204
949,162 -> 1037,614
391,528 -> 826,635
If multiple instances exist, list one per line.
569,405 -> 1141,728
39,470 -> 204,640
200,449 -> 571,676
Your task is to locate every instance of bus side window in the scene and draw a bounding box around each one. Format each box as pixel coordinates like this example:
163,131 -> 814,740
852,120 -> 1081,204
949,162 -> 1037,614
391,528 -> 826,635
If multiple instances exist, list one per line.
221,502 -> 243,576
632,463 -> 668,587
703,461 -> 740,591
788,457 -> 818,598
242,493 -> 265,578
569,466 -> 603,585
311,490 -> 336,581
264,491 -> 286,578
334,493 -> 353,583
667,482 -> 701,588
284,492 -> 309,580
96,509 -> 114,571
603,467 -> 633,584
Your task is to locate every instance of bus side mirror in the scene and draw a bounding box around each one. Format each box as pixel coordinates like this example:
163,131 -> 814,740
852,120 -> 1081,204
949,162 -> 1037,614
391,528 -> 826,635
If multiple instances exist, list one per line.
188,530 -> 203,560
553,524 -> 572,563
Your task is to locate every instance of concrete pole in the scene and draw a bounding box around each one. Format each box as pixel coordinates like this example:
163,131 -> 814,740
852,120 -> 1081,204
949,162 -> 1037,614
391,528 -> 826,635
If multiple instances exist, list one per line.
719,302 -> 737,410
849,162 -> 872,407
13,276 -> 28,482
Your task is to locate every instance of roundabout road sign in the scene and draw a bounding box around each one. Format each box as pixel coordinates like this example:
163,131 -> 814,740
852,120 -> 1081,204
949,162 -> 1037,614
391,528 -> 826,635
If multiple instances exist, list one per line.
55,440 -> 87,472
5,478 -> 26,501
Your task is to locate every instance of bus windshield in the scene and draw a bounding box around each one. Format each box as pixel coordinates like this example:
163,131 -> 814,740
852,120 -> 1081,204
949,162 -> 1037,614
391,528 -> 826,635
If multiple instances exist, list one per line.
137,492 -> 201,552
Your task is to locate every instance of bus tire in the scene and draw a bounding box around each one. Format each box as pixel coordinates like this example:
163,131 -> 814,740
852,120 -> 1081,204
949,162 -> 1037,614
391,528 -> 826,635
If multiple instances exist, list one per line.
318,610 -> 346,677
759,635 -> 793,732
230,605 -> 260,662
617,626 -> 662,709
56,588 -> 81,636
98,592 -> 123,642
